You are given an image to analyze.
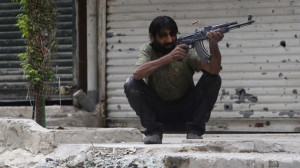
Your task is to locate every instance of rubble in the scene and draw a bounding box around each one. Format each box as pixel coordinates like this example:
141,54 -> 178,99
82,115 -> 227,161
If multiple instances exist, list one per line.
27,146 -> 165,168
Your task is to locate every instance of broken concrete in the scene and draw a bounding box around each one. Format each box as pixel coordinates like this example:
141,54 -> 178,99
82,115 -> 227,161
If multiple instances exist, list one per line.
2,133 -> 300,168
0,118 -> 143,155
165,153 -> 300,168
1,119 -> 300,168
0,118 -> 54,154
0,105 -> 100,127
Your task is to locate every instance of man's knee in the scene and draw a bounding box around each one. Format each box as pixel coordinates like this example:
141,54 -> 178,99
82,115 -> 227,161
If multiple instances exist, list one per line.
124,77 -> 134,90
124,77 -> 138,96
124,76 -> 148,98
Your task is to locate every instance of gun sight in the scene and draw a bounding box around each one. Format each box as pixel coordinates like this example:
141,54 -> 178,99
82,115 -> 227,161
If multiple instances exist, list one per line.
248,14 -> 253,21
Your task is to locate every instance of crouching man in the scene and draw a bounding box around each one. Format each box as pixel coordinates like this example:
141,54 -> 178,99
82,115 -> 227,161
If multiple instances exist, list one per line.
124,16 -> 223,144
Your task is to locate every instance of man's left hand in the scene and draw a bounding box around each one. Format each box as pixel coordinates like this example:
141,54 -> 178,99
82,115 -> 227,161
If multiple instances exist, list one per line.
206,31 -> 224,44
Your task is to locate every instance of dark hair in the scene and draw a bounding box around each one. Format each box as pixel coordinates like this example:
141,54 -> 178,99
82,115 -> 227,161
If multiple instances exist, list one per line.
149,16 -> 178,37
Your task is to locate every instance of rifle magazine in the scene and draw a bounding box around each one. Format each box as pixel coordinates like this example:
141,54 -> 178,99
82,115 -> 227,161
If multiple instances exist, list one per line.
194,40 -> 211,64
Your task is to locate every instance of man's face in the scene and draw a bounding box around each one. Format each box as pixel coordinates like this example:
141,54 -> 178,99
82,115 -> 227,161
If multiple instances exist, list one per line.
150,28 -> 177,55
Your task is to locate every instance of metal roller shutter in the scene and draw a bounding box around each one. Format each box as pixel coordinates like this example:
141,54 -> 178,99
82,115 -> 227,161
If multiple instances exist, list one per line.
0,0 -> 76,102
105,0 -> 300,132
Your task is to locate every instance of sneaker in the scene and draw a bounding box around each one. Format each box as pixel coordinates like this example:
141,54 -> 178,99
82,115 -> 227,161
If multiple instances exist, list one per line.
186,132 -> 203,139
143,132 -> 163,144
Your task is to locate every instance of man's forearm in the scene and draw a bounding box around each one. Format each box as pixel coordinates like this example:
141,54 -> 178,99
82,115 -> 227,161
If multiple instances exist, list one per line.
133,55 -> 171,80
208,42 -> 222,73
134,44 -> 188,80
200,42 -> 221,74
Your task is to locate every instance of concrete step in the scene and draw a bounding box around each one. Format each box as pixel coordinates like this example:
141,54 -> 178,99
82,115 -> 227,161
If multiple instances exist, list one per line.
163,134 -> 300,168
36,134 -> 300,168
36,136 -> 300,168
165,153 -> 300,168
1,118 -> 300,168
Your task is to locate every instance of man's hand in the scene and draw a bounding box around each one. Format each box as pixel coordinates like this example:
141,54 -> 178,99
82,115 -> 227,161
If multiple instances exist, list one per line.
167,44 -> 188,62
206,31 -> 224,44
133,44 -> 188,80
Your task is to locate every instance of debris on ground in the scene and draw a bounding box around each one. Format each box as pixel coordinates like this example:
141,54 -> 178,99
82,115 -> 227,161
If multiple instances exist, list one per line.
35,146 -> 165,168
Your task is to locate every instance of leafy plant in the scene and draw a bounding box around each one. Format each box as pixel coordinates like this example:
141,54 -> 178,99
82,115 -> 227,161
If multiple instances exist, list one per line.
13,0 -> 58,126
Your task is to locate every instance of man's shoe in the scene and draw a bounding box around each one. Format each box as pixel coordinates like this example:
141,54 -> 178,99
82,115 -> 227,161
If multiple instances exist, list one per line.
143,132 -> 162,144
187,132 -> 203,139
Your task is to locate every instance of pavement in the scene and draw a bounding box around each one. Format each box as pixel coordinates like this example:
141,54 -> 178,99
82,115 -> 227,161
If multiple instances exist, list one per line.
1,119 -> 300,168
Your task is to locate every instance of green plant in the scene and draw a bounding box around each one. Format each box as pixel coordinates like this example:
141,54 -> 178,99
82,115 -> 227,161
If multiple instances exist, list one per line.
13,0 -> 58,127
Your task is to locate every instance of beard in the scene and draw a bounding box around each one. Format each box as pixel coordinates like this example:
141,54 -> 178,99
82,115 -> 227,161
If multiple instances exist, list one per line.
150,39 -> 176,55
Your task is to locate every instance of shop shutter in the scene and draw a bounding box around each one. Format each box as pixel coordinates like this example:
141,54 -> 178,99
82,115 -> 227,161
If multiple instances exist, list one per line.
0,0 -> 77,102
105,0 -> 300,132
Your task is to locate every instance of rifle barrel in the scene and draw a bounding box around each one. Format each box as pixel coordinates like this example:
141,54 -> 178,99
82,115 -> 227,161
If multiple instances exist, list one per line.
212,21 -> 238,30
227,20 -> 255,31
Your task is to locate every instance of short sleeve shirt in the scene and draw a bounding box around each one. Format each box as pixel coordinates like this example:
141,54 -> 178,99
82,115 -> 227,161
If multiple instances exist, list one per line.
135,43 -> 202,101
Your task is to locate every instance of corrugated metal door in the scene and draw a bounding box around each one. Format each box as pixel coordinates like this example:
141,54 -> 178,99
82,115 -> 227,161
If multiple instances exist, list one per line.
105,0 -> 300,132
0,0 -> 76,102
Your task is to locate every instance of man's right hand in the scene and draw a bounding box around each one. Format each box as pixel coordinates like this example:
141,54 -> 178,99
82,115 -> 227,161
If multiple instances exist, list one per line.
167,44 -> 188,62
133,44 -> 189,80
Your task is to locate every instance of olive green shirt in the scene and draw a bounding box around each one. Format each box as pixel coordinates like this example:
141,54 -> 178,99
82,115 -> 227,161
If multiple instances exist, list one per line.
135,43 -> 202,101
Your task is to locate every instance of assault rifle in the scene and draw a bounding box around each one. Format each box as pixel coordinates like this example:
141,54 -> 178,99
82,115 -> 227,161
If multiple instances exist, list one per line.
176,14 -> 255,64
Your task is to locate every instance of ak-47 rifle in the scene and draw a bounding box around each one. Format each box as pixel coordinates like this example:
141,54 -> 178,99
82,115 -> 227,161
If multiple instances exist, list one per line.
176,14 -> 255,64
